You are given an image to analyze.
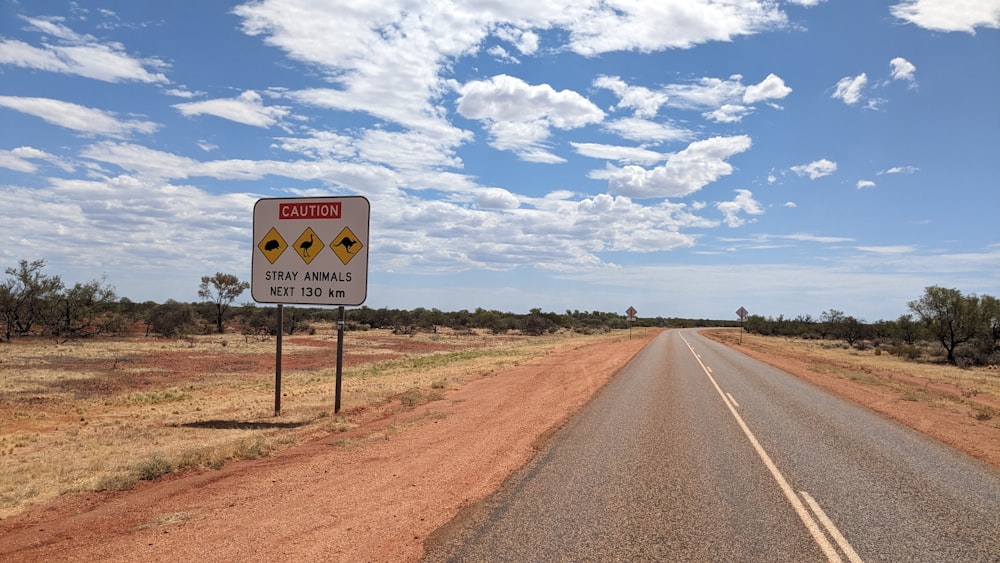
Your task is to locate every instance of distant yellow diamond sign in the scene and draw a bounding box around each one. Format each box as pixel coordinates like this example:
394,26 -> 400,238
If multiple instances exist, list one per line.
330,226 -> 363,265
257,227 -> 287,264
293,227 -> 324,265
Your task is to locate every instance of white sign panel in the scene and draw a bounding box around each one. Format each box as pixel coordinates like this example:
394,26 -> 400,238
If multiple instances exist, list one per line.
251,196 -> 370,306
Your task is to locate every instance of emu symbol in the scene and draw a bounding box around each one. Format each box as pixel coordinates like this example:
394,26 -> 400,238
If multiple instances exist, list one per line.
299,233 -> 315,257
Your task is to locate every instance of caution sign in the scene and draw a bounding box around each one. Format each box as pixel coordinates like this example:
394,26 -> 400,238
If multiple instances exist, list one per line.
251,196 -> 370,306
257,227 -> 288,264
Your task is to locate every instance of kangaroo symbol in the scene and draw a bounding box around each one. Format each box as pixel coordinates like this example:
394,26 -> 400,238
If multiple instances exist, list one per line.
334,236 -> 359,254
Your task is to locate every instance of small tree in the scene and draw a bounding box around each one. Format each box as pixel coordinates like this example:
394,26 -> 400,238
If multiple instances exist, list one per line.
908,286 -> 981,365
0,259 -> 63,341
981,295 -> 1000,352
50,277 -> 117,340
198,273 -> 250,334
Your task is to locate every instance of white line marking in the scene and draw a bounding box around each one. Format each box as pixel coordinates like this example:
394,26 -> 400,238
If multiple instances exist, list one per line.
680,335 -> 854,563
800,491 -> 864,563
726,392 -> 739,408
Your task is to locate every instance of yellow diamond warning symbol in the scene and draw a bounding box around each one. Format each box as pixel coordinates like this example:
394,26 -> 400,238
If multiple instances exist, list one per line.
293,227 -> 324,265
257,227 -> 288,264
330,226 -> 363,265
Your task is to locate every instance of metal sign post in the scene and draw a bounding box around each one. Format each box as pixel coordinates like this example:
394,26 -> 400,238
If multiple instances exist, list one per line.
626,306 -> 637,339
335,306 -> 345,413
736,306 -> 749,344
274,304 -> 283,416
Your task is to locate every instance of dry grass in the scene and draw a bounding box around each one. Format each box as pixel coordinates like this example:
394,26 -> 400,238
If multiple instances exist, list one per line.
0,326 -> 628,518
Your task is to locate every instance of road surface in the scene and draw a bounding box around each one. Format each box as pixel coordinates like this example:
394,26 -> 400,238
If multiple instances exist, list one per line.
425,329 -> 1000,562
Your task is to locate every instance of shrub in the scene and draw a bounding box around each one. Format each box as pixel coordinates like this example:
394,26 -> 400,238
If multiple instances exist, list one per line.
147,301 -> 196,338
133,454 -> 173,481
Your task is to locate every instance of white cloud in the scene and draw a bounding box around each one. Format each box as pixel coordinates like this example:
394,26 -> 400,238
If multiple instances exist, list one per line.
791,159 -> 837,179
603,73 -> 791,123
0,175 -> 257,292
787,0 -> 826,5
173,90 -> 290,128
594,75 -> 669,118
0,96 -> 159,138
356,129 -> 464,171
857,179 -> 876,189
704,104 -> 752,123
494,26 -> 539,56
0,146 -> 75,173
571,143 -> 665,165
663,75 -> 747,110
856,245 -> 916,255
456,74 -> 604,162
890,57 -> 917,82
743,73 -> 792,104
880,165 -> 919,175
716,189 -> 764,227
564,1 -> 787,55
832,73 -> 868,105
602,135 -> 752,198
233,1 -> 790,156
891,0 -> 1000,33
476,187 -> 520,210
0,16 -> 167,83
603,117 -> 692,143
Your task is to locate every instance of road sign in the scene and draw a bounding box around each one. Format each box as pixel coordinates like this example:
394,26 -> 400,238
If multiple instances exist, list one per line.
736,306 -> 749,321
626,306 -> 637,322
251,196 -> 370,306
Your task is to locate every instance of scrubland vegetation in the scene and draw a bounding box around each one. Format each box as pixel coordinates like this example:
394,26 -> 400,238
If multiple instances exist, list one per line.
1,258 -> 997,517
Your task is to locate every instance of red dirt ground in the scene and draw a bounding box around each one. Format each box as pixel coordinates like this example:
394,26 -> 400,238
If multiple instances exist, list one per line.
0,332 -> 655,562
2,328 -> 997,562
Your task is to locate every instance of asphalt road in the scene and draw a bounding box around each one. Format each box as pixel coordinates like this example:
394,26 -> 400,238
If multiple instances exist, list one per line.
424,329 -> 1000,562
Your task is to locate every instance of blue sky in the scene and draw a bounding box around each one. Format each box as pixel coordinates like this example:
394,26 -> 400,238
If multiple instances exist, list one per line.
1,0 -> 998,321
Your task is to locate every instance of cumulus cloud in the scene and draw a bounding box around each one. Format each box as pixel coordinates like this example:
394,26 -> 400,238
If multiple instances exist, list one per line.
890,57 -> 917,82
173,90 -> 290,128
457,74 -> 604,162
564,1 -> 787,54
704,104 -> 752,123
832,73 -> 868,105
494,26 -> 540,56
891,0 -> 1000,33
716,189 -> 763,227
658,73 -> 790,122
791,159 -> 837,179
602,135 -> 752,198
476,187 -> 520,210
743,73 -> 792,104
857,180 -> 876,189
594,75 -> 669,118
